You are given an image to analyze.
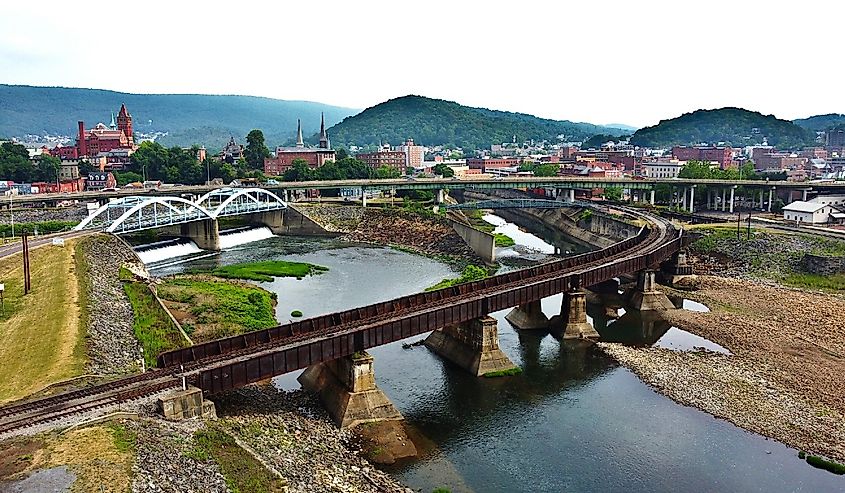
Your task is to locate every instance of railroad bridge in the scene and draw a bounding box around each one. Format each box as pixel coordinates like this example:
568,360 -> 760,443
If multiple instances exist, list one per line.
0,208 -> 692,434
73,187 -> 288,250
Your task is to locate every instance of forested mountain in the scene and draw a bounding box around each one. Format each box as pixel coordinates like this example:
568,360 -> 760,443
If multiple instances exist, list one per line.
630,108 -> 811,148
793,113 -> 845,133
323,95 -> 629,149
0,84 -> 357,149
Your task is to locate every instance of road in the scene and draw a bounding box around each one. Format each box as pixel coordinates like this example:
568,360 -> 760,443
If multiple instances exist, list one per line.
0,230 -> 91,260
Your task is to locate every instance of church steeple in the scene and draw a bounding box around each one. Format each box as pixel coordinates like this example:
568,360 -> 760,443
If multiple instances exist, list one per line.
109,112 -> 116,130
117,102 -> 133,142
318,112 -> 329,149
295,119 -> 304,147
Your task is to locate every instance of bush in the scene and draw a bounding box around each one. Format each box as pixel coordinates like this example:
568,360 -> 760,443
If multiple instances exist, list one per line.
427,265 -> 489,291
805,454 -> 845,475
290,310 -> 303,317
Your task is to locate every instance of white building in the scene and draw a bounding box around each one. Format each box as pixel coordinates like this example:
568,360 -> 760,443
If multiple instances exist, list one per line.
782,201 -> 842,224
641,161 -> 683,178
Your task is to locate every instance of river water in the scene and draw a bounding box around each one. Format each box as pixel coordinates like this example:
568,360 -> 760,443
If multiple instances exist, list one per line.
145,215 -> 841,492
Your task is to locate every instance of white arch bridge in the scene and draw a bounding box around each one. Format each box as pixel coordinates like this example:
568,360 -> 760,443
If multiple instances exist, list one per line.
74,187 -> 287,234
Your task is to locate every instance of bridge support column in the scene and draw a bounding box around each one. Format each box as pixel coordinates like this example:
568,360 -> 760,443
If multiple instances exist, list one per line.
436,189 -> 446,204
802,189 -> 809,201
729,186 -> 735,214
158,386 -> 217,420
361,192 -> 368,207
549,290 -> 599,340
568,189 -> 575,202
630,270 -> 674,311
689,186 -> 695,213
721,188 -> 726,212
768,188 -> 773,212
505,299 -> 549,330
181,218 -> 220,251
298,351 -> 404,428
649,189 -> 655,206
425,316 -> 518,376
662,250 -> 697,287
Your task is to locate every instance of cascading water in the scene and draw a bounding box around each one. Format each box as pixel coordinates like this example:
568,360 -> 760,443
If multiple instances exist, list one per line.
219,227 -> 274,249
135,239 -> 202,264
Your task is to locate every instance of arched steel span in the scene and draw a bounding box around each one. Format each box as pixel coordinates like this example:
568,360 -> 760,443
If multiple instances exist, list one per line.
74,187 -> 287,233
74,196 -> 215,233
195,187 -> 287,218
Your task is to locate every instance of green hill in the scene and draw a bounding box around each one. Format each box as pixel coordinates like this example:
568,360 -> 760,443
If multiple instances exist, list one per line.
0,84 -> 357,150
322,95 -> 629,149
793,113 -> 845,133
630,107 -> 811,148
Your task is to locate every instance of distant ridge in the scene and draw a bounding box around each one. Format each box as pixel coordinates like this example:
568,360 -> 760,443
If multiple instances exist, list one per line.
0,84 -> 358,149
793,113 -> 845,133
630,107 -> 811,148
324,95 -> 629,149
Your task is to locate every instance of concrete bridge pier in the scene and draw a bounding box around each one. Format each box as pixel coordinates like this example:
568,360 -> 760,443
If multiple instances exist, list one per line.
568,189 -> 576,202
649,189 -> 655,206
629,270 -> 674,311
180,218 -> 220,250
729,186 -> 735,213
425,316 -> 518,376
505,299 -> 550,330
689,185 -> 696,213
436,189 -> 446,204
720,188 -> 726,212
549,290 -> 599,340
298,351 -> 404,428
662,250 -> 696,286
244,208 -> 284,234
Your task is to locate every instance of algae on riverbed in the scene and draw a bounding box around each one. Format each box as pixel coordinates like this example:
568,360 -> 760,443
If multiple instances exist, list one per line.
204,260 -> 329,282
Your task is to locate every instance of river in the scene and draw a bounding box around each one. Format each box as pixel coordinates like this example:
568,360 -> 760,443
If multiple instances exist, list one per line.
146,214 -> 841,492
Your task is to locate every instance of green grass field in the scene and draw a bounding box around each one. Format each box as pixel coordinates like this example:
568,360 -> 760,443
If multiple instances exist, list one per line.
123,282 -> 189,367
0,241 -> 86,403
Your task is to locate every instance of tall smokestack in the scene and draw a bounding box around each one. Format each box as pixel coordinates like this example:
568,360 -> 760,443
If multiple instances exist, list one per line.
77,121 -> 87,156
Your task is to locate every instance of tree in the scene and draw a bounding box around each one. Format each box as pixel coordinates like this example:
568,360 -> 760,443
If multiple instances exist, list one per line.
115,171 -> 143,186
335,148 -> 349,161
283,159 -> 316,182
36,155 -> 61,182
244,129 -> 270,170
374,166 -> 401,179
433,162 -> 454,177
533,164 -> 559,177
604,186 -> 623,201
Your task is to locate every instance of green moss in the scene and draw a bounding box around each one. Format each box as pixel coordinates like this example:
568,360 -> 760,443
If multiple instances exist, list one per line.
204,260 -> 328,282
805,454 -> 845,475
193,427 -> 285,492
798,451 -> 806,459
426,265 -> 489,291
433,488 -> 452,493
123,282 -> 187,367
290,310 -> 303,317
483,367 -> 523,378
494,233 -> 515,247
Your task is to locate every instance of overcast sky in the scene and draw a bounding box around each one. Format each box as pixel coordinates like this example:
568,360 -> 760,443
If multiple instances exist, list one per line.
2,0 -> 842,128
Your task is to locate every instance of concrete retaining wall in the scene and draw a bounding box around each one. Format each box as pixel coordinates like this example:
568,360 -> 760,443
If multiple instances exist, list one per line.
802,253 -> 845,275
446,217 -> 495,264
281,206 -> 333,235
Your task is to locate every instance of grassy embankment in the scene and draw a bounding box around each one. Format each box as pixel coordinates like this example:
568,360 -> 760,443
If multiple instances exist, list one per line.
463,209 -> 515,247
190,426 -> 285,492
0,240 -> 86,403
122,280 -> 189,368
690,224 -> 845,292
159,260 -> 328,342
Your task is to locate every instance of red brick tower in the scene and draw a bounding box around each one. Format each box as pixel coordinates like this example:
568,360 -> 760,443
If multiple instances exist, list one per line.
117,103 -> 133,144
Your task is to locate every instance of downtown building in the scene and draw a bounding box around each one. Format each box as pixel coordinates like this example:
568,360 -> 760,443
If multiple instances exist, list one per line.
264,115 -> 336,175
671,146 -> 734,169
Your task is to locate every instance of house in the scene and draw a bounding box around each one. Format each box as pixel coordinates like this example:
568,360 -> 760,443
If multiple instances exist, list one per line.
86,172 -> 117,191
782,201 -> 840,224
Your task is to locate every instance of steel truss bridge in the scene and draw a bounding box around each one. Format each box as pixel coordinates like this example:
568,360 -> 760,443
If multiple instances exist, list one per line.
0,206 -> 685,435
73,187 -> 287,233
444,198 -> 593,210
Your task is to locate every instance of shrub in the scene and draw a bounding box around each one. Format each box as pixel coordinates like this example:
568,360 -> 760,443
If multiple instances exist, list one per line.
290,310 -> 303,317
805,454 -> 845,475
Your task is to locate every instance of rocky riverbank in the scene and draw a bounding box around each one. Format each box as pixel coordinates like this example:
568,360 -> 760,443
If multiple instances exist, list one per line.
78,234 -> 144,375
598,274 -> 845,463
214,385 -> 413,493
301,205 -> 483,266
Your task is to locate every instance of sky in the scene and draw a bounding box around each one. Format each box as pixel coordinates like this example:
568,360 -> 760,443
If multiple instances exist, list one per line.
1,0 -> 843,128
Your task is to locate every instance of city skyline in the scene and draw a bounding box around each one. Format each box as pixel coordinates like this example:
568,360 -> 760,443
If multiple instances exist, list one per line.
1,1 -> 843,128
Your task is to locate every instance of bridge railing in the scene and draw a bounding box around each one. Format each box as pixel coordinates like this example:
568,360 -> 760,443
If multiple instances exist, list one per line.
157,223 -> 668,368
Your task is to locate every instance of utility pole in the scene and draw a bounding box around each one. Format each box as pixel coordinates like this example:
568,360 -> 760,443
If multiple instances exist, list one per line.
9,194 -> 13,239
736,211 -> 741,240
22,233 -> 31,294
747,213 -> 752,240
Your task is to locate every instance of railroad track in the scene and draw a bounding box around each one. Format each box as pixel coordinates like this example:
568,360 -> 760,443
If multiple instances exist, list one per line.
0,207 -> 678,437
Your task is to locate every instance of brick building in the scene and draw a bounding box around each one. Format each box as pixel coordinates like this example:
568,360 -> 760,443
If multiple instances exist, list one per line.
51,104 -> 136,160
671,146 -> 734,169
466,157 -> 520,171
264,116 -> 336,175
356,147 -> 406,169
